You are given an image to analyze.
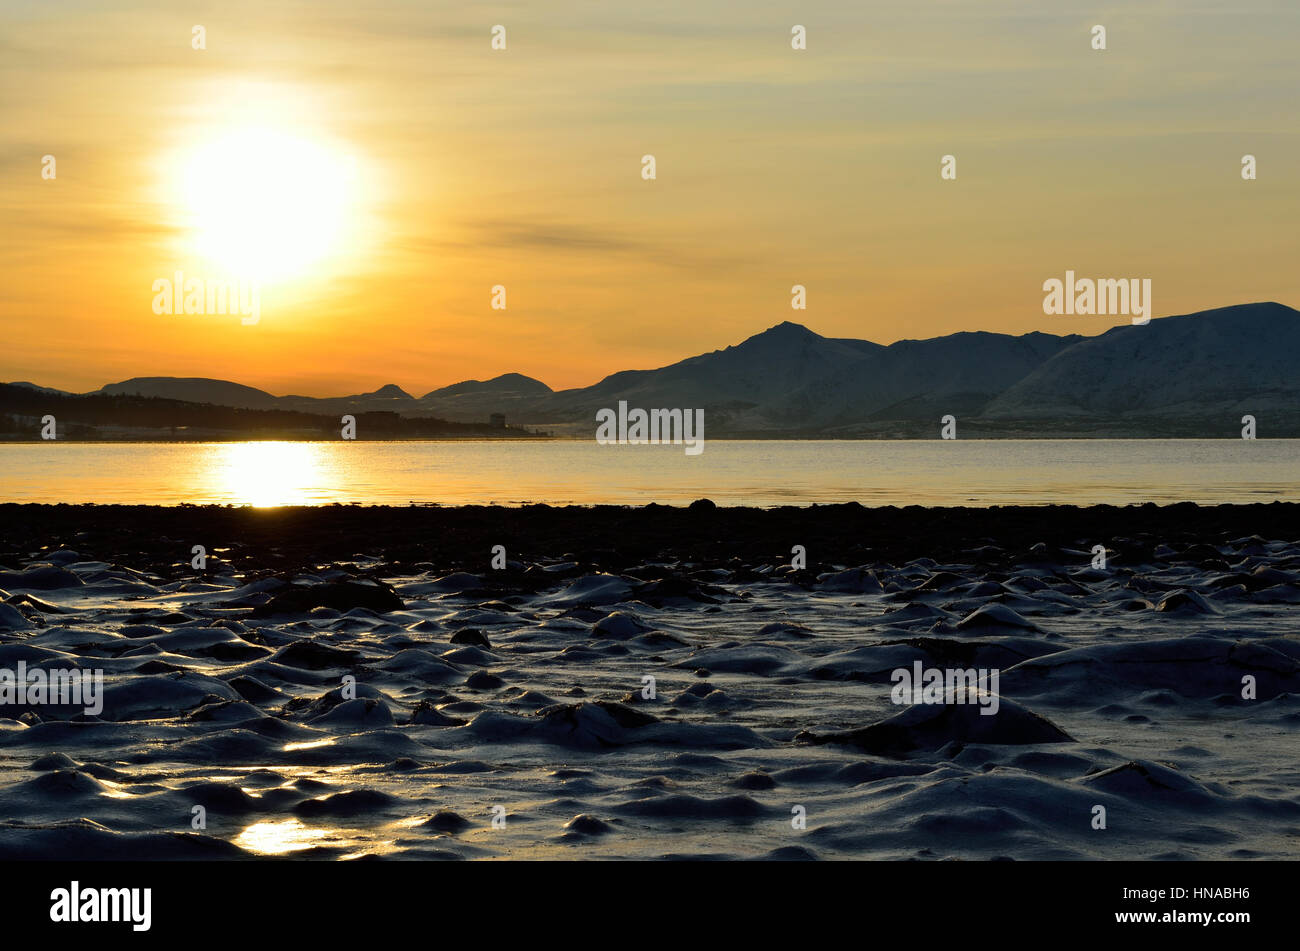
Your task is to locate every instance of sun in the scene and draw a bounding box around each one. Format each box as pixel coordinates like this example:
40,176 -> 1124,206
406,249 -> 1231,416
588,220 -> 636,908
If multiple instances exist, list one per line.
177,126 -> 358,281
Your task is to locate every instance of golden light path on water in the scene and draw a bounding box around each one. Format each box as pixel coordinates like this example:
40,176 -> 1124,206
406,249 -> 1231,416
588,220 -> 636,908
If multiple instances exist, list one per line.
211,441 -> 329,507
234,819 -> 333,855
4,439 -> 1300,507
229,760 -> 398,857
232,818 -> 393,859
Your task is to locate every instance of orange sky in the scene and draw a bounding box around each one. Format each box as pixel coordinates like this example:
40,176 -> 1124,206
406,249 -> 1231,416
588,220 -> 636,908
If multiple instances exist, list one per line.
3,0 -> 1298,396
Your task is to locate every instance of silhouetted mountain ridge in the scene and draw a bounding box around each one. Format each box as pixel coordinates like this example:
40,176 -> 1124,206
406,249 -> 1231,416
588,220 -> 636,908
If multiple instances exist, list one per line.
12,302 -> 1298,436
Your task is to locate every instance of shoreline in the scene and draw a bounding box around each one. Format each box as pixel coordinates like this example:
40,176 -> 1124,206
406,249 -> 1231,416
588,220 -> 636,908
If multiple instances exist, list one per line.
4,501 -> 1299,576
4,434 -> 1299,443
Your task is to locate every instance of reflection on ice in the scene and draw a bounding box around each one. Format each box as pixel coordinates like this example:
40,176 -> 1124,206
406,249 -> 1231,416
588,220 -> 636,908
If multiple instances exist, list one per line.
234,818 -> 332,855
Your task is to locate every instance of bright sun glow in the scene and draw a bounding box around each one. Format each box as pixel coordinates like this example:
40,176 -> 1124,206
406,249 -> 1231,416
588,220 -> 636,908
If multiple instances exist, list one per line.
209,442 -> 328,506
178,127 -> 358,280
234,818 -> 334,855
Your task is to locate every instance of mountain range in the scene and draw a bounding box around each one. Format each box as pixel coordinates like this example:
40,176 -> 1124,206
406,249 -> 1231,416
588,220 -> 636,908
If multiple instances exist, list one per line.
11,302 -> 1300,437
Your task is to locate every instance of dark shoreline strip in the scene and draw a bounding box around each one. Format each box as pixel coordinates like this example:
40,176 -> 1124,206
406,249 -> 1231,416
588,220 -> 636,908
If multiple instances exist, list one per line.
1,501 -> 1296,576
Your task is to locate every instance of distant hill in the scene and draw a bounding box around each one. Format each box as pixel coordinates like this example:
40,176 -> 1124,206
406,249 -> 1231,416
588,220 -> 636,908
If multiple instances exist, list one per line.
423,373 -> 552,400
99,377 -> 279,409
542,321 -> 880,426
732,328 -> 1080,431
418,373 -> 553,421
8,381 -> 71,396
983,302 -> 1300,418
358,383 -> 415,400
0,384 -> 539,441
11,302 -> 1299,436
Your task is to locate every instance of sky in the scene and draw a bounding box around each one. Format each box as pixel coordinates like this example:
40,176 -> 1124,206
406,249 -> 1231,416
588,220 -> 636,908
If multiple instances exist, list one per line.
2,0 -> 1298,396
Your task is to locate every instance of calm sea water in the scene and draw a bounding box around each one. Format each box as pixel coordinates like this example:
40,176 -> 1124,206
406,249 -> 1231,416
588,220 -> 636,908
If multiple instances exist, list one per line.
1,439 -> 1297,507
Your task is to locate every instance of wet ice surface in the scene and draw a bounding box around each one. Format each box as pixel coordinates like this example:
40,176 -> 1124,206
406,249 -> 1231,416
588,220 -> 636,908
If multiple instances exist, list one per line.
1,539 -> 1299,860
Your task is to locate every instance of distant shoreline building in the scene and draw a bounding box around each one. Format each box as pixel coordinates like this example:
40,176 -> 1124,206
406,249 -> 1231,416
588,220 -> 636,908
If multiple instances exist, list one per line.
489,413 -> 506,429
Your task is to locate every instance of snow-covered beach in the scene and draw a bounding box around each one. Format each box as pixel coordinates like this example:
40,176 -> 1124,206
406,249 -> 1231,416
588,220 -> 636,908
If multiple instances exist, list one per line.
1,503 -> 1297,859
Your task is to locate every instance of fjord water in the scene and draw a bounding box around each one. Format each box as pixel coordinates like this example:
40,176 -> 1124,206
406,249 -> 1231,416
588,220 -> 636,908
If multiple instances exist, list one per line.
3,439 -> 1297,507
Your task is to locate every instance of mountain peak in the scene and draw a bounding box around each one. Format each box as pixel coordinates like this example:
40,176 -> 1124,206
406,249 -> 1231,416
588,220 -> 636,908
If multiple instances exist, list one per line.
488,373 -> 553,391
364,383 -> 414,399
728,321 -> 822,352
761,320 -> 818,338
422,373 -> 552,401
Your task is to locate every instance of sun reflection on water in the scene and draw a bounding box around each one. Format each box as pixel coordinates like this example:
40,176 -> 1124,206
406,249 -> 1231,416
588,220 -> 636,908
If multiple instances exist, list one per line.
211,441 -> 329,506
234,818 -> 334,855
233,817 -> 393,857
